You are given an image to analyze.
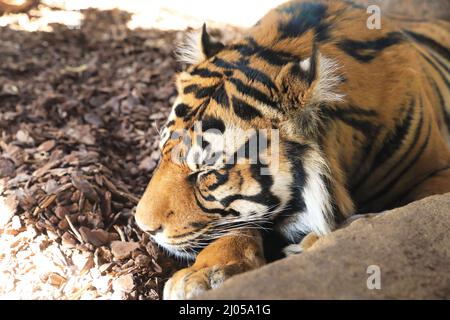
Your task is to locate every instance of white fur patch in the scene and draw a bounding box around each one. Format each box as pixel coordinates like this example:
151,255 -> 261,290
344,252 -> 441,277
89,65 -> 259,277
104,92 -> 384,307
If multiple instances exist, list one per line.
299,149 -> 333,235
311,54 -> 345,103
175,29 -> 205,65
153,231 -> 197,260
300,57 -> 311,71
278,147 -> 333,241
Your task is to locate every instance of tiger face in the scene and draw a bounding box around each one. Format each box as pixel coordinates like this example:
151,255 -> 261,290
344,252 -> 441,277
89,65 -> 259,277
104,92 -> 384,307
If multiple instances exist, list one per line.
135,24 -> 349,259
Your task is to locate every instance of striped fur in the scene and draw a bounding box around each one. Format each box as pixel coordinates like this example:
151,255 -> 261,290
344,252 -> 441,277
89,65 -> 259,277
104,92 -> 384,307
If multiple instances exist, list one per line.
135,0 -> 450,299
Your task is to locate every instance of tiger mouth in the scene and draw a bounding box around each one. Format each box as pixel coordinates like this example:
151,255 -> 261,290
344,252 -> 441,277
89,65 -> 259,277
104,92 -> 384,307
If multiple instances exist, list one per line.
151,237 -> 207,260
147,227 -> 213,259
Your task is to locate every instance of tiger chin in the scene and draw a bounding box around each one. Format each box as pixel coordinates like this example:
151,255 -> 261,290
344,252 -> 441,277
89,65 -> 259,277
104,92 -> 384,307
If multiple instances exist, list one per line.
135,0 -> 450,300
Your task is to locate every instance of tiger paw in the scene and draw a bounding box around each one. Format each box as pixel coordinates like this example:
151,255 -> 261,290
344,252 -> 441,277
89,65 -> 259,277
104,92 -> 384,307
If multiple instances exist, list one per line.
163,263 -> 244,300
282,232 -> 320,256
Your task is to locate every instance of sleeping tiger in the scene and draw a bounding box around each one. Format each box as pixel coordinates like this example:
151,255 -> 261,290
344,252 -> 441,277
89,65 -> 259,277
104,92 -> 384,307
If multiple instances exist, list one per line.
135,0 -> 450,299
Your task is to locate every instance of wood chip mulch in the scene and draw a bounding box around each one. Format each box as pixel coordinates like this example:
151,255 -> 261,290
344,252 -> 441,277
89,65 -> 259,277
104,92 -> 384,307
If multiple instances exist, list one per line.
0,8 -> 190,299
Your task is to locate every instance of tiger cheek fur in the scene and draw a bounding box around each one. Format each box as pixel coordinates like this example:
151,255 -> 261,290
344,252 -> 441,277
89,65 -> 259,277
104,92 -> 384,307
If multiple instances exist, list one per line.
135,160 -> 214,259
136,0 -> 450,299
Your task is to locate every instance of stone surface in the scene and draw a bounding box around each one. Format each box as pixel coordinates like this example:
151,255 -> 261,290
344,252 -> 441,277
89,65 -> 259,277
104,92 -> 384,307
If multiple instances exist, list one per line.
201,194 -> 450,299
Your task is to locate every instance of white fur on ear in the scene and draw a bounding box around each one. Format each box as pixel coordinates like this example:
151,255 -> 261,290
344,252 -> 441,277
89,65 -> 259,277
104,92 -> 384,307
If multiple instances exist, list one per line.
311,54 -> 345,103
300,57 -> 311,72
175,29 -> 205,65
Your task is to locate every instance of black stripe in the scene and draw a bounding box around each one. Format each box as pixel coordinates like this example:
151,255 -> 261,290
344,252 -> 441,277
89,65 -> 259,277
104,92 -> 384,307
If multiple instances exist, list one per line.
337,32 -> 404,63
359,106 -> 429,211
429,50 -> 450,73
322,173 -> 346,225
289,61 -> 309,82
351,98 -> 416,191
210,82 -> 230,108
193,190 -> 240,217
372,102 -> 424,184
428,76 -> 450,131
418,51 -> 450,89
404,30 -> 450,62
201,116 -> 226,133
390,163 -> 450,209
273,141 -> 308,227
183,84 -> 199,95
321,106 -> 380,171
212,57 -> 277,92
322,104 -> 379,117
195,84 -> 220,99
228,77 -> 279,110
419,43 -> 450,78
191,68 -> 223,78
204,170 -> 230,191
190,221 -> 208,229
174,103 -> 190,118
184,101 -> 209,124
212,57 -> 235,70
231,96 -> 262,120
321,106 -> 379,136
234,59 -> 277,91
195,166 -> 280,219
277,2 -> 328,40
231,38 -> 297,66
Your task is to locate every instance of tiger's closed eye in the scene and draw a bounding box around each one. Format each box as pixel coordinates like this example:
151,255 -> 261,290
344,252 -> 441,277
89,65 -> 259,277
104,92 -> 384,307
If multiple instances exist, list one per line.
187,171 -> 201,184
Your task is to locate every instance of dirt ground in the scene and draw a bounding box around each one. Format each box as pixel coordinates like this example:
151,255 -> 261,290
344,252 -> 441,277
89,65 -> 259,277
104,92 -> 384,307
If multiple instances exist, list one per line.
0,7 -> 189,300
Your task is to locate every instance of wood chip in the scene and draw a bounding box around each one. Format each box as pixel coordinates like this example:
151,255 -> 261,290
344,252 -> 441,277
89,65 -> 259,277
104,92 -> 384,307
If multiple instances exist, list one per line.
111,241 -> 140,260
47,273 -> 67,287
112,274 -> 134,293
37,140 -> 56,152
71,172 -> 99,203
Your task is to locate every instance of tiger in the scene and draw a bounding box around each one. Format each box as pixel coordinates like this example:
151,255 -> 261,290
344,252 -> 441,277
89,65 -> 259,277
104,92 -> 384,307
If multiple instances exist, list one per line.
135,0 -> 450,299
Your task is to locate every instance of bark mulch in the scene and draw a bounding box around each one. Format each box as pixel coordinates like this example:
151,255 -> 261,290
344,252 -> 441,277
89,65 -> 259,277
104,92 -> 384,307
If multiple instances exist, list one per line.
0,8 -> 188,299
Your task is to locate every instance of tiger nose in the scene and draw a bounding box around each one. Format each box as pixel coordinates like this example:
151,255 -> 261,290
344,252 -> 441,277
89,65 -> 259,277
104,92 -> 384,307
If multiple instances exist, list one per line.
144,224 -> 163,235
134,214 -> 164,235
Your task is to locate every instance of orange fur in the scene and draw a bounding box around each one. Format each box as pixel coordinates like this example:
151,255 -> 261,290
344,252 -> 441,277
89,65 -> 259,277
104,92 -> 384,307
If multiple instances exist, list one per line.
136,0 -> 450,299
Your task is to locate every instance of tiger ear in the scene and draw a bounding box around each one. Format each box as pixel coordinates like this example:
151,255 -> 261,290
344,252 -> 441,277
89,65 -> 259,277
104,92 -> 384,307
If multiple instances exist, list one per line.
175,23 -> 225,65
276,46 -> 344,110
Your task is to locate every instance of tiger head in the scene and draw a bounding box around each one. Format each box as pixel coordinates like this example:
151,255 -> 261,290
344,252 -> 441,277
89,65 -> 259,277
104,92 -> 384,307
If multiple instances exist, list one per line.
135,24 -> 350,259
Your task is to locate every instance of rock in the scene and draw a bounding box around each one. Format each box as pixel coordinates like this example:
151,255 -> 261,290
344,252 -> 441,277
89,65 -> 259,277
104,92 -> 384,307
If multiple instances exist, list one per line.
201,193 -> 450,299
111,241 -> 140,260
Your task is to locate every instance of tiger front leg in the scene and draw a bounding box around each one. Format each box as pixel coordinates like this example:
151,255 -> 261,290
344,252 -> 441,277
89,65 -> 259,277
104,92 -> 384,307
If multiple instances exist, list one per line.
163,229 -> 265,300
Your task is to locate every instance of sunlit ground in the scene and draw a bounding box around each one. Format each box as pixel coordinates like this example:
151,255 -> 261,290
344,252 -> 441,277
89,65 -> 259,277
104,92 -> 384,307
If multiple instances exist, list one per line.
0,0 -> 287,32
